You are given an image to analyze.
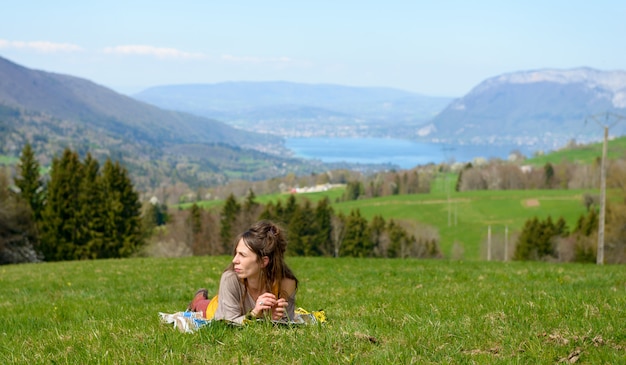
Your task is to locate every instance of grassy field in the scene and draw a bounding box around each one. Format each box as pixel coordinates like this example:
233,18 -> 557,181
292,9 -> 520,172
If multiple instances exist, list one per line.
333,188 -> 591,260
181,183 -> 594,261
527,135 -> 626,165
1,257 -> 624,364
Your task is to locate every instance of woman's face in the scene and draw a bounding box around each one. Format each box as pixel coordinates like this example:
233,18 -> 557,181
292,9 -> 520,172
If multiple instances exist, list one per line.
232,239 -> 262,280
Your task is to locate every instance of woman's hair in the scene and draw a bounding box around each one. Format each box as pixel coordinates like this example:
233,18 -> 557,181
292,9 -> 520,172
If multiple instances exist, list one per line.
228,220 -> 298,301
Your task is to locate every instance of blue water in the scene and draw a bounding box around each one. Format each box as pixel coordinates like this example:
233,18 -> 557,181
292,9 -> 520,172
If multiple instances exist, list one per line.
285,137 -> 535,169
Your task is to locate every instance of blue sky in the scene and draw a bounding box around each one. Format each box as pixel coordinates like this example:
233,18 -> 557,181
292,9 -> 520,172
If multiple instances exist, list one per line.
1,1 -> 625,96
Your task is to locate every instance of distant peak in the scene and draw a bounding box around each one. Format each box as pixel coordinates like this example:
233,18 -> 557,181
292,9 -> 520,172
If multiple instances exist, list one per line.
474,68 -> 626,94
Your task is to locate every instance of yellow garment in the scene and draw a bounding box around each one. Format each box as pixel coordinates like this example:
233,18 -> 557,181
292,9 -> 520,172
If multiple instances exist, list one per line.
205,295 -> 219,319
295,307 -> 327,323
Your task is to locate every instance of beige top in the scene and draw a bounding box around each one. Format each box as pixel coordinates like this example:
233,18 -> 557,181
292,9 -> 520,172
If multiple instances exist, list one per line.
213,270 -> 296,324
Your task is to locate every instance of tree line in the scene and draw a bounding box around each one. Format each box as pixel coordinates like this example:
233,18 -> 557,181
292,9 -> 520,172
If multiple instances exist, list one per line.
1,144 -> 143,264
2,144 -> 441,264
512,204 -> 626,264
146,190 -> 442,260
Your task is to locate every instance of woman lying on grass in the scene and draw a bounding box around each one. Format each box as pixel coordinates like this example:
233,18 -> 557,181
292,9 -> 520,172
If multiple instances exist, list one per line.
187,220 -> 298,324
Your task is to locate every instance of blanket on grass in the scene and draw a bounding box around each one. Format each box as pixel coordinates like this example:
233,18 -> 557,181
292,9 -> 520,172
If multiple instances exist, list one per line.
159,308 -> 326,333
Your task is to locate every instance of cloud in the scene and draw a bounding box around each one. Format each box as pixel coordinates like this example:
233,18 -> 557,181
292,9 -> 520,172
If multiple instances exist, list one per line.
102,45 -> 205,59
0,39 -> 82,53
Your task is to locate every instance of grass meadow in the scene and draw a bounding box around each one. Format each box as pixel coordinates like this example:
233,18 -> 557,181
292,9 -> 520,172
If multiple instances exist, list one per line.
1,256 -> 624,364
183,186 -> 594,261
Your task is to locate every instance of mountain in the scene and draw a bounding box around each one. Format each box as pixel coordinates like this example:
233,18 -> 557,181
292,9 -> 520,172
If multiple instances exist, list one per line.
0,56 -> 281,149
133,81 -> 454,138
0,56 -> 323,190
424,68 -> 626,151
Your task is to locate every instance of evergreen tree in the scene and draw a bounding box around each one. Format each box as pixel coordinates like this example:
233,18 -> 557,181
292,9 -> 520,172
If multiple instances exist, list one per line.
14,143 -> 44,221
544,162 -> 555,188
340,209 -> 372,257
242,188 -> 260,227
220,193 -> 241,252
513,217 -> 539,260
39,148 -> 84,261
287,201 -> 308,256
574,209 -> 598,236
369,215 -> 386,256
0,167 -> 40,264
313,197 -> 334,256
283,194 -> 298,223
99,158 -> 143,258
76,153 -> 104,259
387,219 -> 408,258
342,181 -> 363,201
187,203 -> 202,254
514,216 -> 561,261
259,201 -> 276,221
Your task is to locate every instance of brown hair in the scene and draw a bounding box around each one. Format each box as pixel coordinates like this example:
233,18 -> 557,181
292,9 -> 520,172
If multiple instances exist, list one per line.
227,220 -> 298,303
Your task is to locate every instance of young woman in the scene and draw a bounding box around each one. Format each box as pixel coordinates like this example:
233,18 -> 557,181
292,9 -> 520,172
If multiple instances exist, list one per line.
188,220 -> 298,324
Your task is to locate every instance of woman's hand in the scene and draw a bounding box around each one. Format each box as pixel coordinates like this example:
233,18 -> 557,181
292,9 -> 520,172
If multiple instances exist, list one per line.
253,293 -> 277,317
271,298 -> 288,321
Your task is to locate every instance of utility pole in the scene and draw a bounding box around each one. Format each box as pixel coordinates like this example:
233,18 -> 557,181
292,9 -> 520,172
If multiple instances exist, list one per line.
586,112 -> 626,265
487,225 -> 491,261
504,225 -> 508,262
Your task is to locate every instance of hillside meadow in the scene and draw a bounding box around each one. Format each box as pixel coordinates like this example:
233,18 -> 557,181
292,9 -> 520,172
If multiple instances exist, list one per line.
186,186 -> 593,261
1,256 -> 624,364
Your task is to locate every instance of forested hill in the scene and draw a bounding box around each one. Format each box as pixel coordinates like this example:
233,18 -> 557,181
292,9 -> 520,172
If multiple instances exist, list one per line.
0,55 -> 279,149
0,56 -> 325,190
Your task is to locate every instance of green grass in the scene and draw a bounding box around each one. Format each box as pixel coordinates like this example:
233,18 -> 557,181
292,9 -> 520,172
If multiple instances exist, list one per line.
1,257 -> 624,364
333,189 -> 591,260
180,184 -> 594,261
527,135 -> 626,165
0,155 -> 19,165
178,187 -> 346,211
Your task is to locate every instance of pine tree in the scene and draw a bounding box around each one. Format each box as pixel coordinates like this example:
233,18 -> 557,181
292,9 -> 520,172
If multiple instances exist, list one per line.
0,167 -> 40,264
76,153 -> 104,259
369,215 -> 386,256
39,148 -> 84,261
287,202 -> 307,256
283,194 -> 298,223
220,193 -> 241,252
99,158 -> 143,258
340,209 -> 371,257
187,203 -> 202,255
313,197 -> 334,256
544,162 -> 555,188
259,201 -> 276,221
387,219 -> 408,258
241,188 -> 260,227
14,143 -> 44,221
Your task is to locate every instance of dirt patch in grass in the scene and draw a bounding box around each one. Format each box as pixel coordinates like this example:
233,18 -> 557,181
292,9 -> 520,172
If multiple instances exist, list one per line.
524,199 -> 540,207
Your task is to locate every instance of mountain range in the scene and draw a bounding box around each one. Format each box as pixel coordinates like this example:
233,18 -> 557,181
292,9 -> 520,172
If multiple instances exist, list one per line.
424,68 -> 626,150
0,56 -> 324,190
2,53 -> 626,191
133,82 -> 453,138
134,68 -> 626,152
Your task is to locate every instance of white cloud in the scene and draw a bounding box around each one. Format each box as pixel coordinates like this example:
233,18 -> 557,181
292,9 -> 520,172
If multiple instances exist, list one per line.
102,45 -> 205,59
0,39 -> 82,53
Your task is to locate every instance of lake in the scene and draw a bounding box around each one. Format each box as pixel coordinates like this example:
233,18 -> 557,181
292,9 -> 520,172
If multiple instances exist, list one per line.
285,137 -> 537,169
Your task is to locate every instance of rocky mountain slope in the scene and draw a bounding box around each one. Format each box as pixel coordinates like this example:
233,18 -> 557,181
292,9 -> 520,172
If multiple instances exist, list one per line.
424,68 -> 626,150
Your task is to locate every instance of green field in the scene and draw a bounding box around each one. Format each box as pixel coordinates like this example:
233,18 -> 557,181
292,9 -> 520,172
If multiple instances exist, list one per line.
0,155 -> 19,165
180,182 -> 595,261
333,188 -> 592,260
1,257 -> 624,364
527,135 -> 626,165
